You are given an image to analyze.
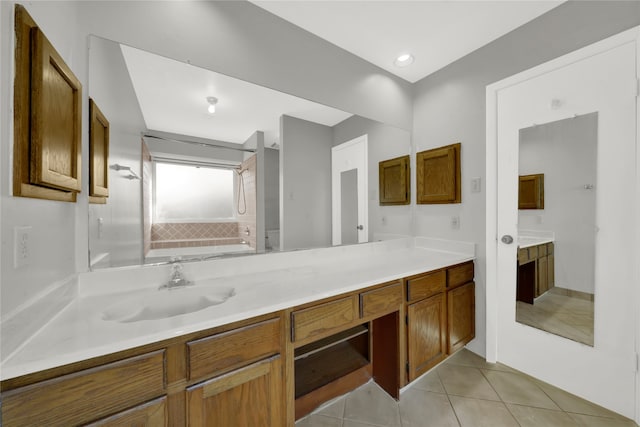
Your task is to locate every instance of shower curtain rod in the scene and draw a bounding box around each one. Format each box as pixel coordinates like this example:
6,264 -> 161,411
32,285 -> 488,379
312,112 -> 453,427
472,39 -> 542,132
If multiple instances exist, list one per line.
151,156 -> 241,170
142,133 -> 256,153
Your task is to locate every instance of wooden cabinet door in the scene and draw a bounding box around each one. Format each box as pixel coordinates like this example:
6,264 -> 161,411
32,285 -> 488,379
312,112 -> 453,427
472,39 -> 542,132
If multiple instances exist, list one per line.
407,293 -> 447,381
85,397 -> 166,426
416,143 -> 461,204
447,282 -> 475,354
537,256 -> 548,297
89,98 -> 110,198
379,155 -> 410,205
547,243 -> 555,289
30,26 -> 82,192
518,174 -> 544,209
187,356 -> 284,427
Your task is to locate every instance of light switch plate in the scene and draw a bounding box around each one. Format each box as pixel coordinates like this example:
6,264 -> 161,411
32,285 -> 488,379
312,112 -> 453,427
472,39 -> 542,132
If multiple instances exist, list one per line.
471,177 -> 481,193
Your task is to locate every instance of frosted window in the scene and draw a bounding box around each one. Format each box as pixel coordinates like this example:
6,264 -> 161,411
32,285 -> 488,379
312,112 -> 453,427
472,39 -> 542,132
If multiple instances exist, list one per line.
154,162 -> 234,221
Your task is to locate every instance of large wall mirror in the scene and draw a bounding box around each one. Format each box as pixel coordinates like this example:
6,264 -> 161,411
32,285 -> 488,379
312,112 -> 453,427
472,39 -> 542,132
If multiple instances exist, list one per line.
88,35 -> 412,269
515,113 -> 597,346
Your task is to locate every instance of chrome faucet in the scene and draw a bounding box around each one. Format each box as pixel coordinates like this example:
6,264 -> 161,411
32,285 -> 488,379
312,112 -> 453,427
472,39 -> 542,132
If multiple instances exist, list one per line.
159,257 -> 193,290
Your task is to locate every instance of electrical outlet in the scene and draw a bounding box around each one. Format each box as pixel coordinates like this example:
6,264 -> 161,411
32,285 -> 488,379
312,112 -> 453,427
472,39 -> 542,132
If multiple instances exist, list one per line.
451,216 -> 460,230
14,226 -> 32,268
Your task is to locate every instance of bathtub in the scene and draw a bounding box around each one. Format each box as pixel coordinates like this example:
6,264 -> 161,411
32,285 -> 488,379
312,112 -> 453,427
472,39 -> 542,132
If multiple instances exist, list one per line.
145,243 -> 255,263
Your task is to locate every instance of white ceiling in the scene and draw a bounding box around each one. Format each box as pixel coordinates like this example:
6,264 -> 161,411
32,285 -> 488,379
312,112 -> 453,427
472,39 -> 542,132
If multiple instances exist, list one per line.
121,1 -> 564,145
252,1 -> 564,83
120,44 -> 352,146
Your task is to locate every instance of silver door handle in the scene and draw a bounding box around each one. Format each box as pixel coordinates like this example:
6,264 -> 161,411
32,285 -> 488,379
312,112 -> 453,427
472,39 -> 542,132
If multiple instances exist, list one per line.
501,235 -> 514,244
356,225 -> 364,230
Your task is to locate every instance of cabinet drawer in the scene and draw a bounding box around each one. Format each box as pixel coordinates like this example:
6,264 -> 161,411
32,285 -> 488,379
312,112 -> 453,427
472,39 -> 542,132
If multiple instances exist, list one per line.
528,245 -> 538,259
538,244 -> 547,257
292,296 -> 358,344
360,282 -> 402,318
447,262 -> 474,289
86,397 -> 167,426
2,350 -> 166,427
518,248 -> 529,265
406,270 -> 445,303
187,318 -> 280,381
546,242 -> 554,254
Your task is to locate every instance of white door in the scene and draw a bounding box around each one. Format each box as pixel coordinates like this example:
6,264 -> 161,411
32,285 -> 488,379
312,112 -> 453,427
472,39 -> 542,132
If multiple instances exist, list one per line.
488,28 -> 638,419
331,135 -> 368,246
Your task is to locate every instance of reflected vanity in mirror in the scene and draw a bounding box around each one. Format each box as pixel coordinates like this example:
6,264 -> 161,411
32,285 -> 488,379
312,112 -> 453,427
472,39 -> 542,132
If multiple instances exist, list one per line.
87,35 -> 412,269
515,112 -> 597,346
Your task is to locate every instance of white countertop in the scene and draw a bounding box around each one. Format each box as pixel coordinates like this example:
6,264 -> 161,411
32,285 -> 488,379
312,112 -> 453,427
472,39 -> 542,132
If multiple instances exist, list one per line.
518,236 -> 554,249
1,238 -> 474,381
518,230 -> 555,249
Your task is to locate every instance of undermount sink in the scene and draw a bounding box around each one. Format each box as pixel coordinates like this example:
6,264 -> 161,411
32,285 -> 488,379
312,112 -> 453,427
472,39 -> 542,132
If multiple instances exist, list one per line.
101,285 -> 235,323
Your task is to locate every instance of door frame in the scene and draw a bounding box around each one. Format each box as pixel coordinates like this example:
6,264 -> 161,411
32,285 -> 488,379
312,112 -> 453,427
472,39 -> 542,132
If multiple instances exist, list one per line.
486,26 -> 640,422
331,135 -> 368,246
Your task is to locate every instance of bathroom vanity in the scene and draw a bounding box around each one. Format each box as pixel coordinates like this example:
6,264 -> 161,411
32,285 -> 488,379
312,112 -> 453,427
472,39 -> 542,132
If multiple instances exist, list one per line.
0,239 -> 475,426
517,236 -> 555,304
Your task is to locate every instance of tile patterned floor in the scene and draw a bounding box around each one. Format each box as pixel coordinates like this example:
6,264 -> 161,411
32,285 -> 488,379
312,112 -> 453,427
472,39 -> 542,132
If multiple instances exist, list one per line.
516,290 -> 594,346
295,349 -> 637,427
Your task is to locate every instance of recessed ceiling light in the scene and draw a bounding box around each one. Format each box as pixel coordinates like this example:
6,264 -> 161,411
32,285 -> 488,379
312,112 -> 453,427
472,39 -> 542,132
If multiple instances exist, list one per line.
394,53 -> 414,68
206,96 -> 218,114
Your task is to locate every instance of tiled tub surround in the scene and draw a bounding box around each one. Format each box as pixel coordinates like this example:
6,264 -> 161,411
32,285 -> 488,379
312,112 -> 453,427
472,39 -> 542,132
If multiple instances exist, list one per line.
150,222 -> 245,249
0,237 -> 474,381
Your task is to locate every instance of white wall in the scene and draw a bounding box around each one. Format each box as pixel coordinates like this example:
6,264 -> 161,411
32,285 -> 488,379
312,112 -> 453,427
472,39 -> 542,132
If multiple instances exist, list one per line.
0,2 -> 83,317
333,115 -> 413,241
519,113 -> 597,294
280,115 -> 333,250
264,148 -> 280,231
88,36 -> 146,268
412,0 -> 640,358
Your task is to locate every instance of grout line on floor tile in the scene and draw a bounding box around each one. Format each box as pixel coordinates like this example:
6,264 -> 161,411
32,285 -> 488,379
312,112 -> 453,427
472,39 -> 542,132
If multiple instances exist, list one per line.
478,366 -> 508,404
436,367 -> 463,427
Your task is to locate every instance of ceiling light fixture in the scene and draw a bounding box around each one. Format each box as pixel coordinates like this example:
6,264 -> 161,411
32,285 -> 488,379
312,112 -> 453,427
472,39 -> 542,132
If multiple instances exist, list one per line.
206,96 -> 218,114
394,53 -> 414,67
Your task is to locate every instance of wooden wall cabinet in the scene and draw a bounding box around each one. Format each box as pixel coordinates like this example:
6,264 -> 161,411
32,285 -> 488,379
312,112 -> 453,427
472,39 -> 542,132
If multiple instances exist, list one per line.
89,99 -> 110,204
379,155 -> 410,205
518,174 -> 544,209
14,6 -> 82,202
417,143 -> 461,204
